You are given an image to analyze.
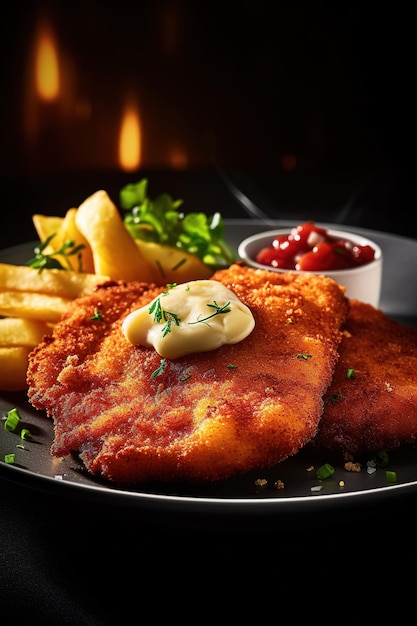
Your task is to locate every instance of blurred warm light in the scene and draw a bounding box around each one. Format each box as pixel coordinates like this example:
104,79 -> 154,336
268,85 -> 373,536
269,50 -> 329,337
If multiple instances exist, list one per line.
35,21 -> 60,101
22,12 -> 200,173
280,154 -> 297,171
118,103 -> 142,171
169,145 -> 189,170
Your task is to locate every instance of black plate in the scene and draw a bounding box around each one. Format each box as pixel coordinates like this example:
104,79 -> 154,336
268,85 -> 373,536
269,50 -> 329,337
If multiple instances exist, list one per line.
1,221 -> 417,523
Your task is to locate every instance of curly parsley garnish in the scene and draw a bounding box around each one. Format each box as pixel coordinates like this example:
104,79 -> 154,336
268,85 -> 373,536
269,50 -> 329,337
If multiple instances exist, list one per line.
27,234 -> 86,272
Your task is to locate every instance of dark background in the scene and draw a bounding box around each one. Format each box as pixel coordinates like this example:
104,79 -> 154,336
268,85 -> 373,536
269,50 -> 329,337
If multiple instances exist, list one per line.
0,1 -> 415,249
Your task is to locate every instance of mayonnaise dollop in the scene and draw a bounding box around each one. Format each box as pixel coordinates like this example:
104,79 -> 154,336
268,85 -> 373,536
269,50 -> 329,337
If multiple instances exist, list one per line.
122,280 -> 255,359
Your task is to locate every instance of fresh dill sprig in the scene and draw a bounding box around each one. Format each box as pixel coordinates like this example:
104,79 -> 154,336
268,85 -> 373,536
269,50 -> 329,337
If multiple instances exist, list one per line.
26,233 -> 86,272
188,300 -> 231,326
151,358 -> 166,379
149,295 -> 181,337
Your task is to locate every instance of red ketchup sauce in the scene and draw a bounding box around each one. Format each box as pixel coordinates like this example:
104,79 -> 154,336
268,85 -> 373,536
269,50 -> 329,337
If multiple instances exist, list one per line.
255,222 -> 376,272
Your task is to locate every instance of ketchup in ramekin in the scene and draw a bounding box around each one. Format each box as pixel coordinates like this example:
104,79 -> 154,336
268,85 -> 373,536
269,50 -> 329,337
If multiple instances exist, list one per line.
255,221 -> 376,272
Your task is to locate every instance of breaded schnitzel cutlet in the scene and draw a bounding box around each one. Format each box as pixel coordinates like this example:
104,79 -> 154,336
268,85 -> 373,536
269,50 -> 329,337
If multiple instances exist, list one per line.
313,300 -> 417,459
27,264 -> 348,484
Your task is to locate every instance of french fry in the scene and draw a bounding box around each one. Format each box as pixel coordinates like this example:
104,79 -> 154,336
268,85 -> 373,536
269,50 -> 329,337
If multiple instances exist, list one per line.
0,259 -> 110,388
0,292 -> 71,323
0,263 -> 109,299
0,319 -> 51,390
75,190 -> 158,282
0,317 -> 51,347
0,346 -> 32,391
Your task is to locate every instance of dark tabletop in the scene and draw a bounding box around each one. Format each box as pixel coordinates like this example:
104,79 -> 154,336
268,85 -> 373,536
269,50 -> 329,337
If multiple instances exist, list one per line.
2,466 -> 417,625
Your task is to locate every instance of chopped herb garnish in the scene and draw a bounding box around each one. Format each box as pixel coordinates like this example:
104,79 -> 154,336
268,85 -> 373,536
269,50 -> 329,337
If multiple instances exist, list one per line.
149,296 -> 181,337
171,258 -> 187,271
296,353 -> 312,360
90,308 -> 103,321
20,429 -> 32,441
386,470 -> 397,483
347,368 -> 356,379
188,300 -> 231,326
331,393 -> 345,403
227,364 -> 238,369
16,444 -> 25,450
316,463 -> 335,480
26,234 -> 86,272
149,297 -> 164,323
155,260 -> 165,279
4,408 -> 20,432
180,374 -> 192,382
151,358 -> 166,379
4,453 -> 15,464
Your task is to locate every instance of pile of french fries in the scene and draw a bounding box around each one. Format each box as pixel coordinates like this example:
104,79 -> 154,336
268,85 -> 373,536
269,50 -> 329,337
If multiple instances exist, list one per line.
0,189 -> 213,391
0,264 -> 109,390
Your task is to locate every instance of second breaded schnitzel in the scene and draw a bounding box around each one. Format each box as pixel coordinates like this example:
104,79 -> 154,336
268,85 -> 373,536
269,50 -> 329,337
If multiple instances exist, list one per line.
313,300 -> 417,459
27,264 -> 348,484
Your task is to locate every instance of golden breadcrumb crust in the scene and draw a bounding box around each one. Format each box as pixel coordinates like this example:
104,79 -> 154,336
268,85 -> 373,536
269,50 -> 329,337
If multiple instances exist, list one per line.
27,264 -> 348,484
313,300 -> 417,459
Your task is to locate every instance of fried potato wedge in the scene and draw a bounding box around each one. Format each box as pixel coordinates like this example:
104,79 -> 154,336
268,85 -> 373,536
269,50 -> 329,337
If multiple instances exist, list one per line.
61,208 -> 95,273
33,209 -> 95,274
0,263 -> 109,299
0,292 -> 72,323
32,214 -> 64,242
75,190 -> 158,283
0,317 -> 51,347
135,240 -> 213,284
0,346 -> 32,391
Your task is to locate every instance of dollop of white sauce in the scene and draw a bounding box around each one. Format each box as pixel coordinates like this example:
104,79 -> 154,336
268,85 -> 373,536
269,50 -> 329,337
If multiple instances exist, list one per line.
122,280 -> 255,359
